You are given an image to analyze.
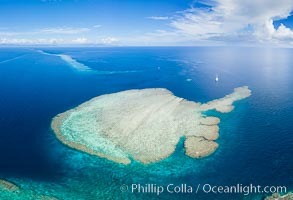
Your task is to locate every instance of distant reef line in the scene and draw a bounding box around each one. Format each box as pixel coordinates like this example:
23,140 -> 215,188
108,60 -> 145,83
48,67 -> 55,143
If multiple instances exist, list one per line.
36,49 -> 140,74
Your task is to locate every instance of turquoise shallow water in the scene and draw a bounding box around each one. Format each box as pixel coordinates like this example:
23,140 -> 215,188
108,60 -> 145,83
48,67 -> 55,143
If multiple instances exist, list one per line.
0,47 -> 292,199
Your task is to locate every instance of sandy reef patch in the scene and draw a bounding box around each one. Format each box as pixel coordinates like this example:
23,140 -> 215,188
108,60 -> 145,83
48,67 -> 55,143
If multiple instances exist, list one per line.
52,86 -> 251,164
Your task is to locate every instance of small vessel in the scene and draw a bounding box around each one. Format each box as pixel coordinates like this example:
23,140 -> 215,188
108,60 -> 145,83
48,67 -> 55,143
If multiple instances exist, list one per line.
215,75 -> 219,82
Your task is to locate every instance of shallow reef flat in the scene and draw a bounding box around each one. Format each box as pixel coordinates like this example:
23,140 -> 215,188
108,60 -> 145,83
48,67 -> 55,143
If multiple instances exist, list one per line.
264,192 -> 293,200
36,49 -> 140,74
36,50 -> 91,71
51,86 -> 251,164
0,179 -> 58,200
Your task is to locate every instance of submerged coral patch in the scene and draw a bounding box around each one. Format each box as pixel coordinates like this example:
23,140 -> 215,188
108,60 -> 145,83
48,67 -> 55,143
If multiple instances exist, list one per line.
0,179 -> 59,200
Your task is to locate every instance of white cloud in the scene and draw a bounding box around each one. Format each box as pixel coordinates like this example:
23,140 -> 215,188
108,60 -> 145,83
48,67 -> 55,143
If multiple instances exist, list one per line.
2,1 -> 293,46
71,37 -> 89,44
0,27 -> 91,37
40,27 -> 90,34
0,31 -> 36,36
274,23 -> 293,39
0,35 -> 121,46
0,38 -> 64,45
170,0 -> 293,44
93,25 -> 102,28
100,37 -> 119,44
147,16 -> 170,20
122,29 -> 218,46
0,27 -> 93,45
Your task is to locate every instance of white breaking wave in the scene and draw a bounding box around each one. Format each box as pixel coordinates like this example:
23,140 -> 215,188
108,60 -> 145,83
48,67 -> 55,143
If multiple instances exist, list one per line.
93,69 -> 140,75
0,54 -> 27,64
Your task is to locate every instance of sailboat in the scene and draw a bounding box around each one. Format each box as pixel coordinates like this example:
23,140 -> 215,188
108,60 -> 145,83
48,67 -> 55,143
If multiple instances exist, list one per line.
215,75 -> 219,82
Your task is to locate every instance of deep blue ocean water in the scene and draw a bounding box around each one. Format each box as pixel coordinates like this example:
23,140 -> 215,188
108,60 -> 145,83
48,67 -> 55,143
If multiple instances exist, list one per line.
0,47 -> 292,200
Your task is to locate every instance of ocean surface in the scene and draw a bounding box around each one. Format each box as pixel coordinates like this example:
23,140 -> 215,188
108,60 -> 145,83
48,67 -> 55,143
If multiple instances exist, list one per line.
0,47 -> 292,200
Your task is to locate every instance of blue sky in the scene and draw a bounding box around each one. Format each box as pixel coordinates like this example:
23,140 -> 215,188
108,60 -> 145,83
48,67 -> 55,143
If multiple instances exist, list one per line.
1,0 -> 293,46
